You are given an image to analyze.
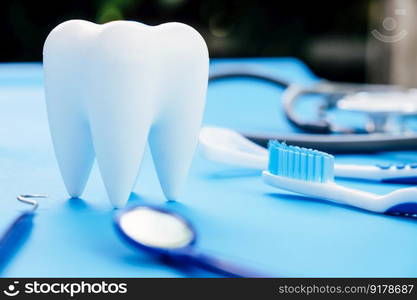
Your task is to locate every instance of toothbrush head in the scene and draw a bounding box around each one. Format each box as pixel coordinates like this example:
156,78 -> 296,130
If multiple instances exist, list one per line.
268,141 -> 335,183
266,141 -> 417,218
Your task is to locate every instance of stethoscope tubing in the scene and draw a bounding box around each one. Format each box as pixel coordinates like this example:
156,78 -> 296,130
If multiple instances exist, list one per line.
244,132 -> 417,154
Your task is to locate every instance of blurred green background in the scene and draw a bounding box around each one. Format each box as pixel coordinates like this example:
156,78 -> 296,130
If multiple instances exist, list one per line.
0,0 -> 397,83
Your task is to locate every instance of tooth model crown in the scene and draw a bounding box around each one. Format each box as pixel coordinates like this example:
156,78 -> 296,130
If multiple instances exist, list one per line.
43,20 -> 209,207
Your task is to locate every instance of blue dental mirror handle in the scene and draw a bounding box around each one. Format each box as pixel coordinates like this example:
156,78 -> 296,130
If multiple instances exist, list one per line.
177,251 -> 262,278
115,205 -> 266,278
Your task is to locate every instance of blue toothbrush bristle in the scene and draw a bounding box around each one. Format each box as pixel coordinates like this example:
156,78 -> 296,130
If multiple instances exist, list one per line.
268,141 -> 335,183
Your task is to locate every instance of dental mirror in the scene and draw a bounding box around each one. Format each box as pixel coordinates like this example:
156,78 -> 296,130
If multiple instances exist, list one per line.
114,205 -> 262,277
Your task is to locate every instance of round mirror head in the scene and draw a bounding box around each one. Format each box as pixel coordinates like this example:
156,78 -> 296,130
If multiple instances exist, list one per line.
117,206 -> 195,251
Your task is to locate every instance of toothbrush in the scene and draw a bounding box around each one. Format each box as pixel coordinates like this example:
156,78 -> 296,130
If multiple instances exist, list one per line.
199,126 -> 417,184
262,141 -> 417,216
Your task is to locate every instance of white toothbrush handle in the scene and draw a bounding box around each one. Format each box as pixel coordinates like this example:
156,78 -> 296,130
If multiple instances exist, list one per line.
199,127 -> 268,169
200,143 -> 267,169
335,164 -> 417,181
262,171 -> 388,212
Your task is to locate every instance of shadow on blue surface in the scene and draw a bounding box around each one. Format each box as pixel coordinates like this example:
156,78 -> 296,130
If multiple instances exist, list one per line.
66,197 -> 91,211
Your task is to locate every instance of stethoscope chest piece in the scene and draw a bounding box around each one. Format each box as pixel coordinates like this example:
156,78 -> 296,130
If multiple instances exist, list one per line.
338,90 -> 417,133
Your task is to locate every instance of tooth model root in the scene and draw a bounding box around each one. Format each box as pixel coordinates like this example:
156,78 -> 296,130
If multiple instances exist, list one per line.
43,20 -> 209,207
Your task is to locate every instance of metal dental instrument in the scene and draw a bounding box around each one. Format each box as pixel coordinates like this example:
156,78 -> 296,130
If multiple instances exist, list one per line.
0,195 -> 47,273
16,194 -> 46,211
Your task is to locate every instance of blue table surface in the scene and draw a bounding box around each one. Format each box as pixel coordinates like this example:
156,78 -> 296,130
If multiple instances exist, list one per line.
1,58 -> 417,277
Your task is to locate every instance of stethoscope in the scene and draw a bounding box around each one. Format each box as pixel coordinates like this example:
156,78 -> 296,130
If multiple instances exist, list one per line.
209,65 -> 417,153
114,205 -> 262,277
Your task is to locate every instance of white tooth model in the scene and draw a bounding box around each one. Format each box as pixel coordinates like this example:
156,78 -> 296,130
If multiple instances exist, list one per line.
43,20 -> 209,207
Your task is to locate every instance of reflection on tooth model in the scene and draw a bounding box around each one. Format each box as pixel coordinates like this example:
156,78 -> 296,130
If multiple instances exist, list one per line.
43,20 -> 209,207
